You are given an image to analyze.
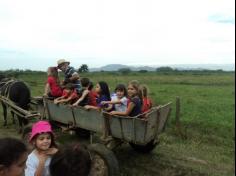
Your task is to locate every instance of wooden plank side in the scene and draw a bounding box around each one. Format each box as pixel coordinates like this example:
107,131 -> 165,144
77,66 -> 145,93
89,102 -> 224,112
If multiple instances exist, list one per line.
46,101 -> 75,125
73,107 -> 104,133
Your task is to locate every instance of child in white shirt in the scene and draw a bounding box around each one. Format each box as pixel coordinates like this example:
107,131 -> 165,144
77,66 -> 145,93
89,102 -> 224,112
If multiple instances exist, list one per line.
25,121 -> 58,176
101,84 -> 128,112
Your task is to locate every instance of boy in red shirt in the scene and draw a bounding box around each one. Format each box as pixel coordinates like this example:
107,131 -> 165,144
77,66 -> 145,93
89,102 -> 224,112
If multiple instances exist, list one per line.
54,83 -> 78,105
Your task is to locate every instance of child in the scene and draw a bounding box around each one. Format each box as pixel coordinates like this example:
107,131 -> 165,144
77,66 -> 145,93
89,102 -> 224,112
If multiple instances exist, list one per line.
54,83 -> 78,105
49,143 -> 91,176
141,85 -> 153,113
101,84 -> 128,112
110,80 -> 142,117
72,77 -> 90,107
84,81 -> 112,112
87,81 -> 98,106
44,67 -> 62,98
25,121 -> 58,176
0,137 -> 28,176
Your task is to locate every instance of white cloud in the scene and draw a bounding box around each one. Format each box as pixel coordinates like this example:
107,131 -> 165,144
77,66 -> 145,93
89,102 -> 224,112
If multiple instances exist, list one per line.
0,0 -> 235,70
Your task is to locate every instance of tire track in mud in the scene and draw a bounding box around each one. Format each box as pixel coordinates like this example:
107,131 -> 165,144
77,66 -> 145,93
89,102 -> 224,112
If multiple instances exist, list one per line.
115,146 -> 208,176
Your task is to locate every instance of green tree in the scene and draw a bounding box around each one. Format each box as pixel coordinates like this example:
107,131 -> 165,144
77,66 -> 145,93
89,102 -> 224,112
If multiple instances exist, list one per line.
78,64 -> 89,73
118,68 -> 131,74
156,66 -> 174,72
139,69 -> 148,73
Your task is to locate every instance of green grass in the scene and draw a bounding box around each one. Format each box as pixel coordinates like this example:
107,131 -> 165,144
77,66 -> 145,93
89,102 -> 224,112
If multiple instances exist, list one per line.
0,71 -> 235,175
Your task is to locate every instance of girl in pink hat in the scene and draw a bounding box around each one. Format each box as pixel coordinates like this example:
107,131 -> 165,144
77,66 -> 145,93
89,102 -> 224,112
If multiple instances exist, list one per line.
25,121 -> 58,176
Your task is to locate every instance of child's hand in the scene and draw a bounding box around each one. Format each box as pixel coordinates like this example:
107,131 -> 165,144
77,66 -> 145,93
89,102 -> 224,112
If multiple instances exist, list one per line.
101,101 -> 107,105
37,152 -> 48,163
84,105 -> 90,110
72,103 -> 78,107
45,147 -> 58,155
109,111 -> 117,115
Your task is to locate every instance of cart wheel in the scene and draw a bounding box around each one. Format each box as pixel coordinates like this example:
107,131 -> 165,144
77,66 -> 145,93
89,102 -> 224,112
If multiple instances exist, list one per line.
88,143 -> 119,176
129,139 -> 158,153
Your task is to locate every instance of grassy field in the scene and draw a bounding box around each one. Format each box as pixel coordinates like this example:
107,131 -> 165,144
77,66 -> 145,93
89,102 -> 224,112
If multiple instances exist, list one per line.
0,71 -> 235,176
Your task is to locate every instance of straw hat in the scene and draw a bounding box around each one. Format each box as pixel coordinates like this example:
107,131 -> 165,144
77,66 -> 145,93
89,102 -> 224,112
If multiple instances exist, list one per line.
57,59 -> 70,67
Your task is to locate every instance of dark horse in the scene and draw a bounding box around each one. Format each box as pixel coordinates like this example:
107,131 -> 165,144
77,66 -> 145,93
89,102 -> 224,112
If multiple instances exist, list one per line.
0,77 -> 31,132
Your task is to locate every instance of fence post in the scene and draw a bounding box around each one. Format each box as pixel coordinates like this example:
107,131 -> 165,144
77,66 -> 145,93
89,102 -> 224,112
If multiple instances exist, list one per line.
175,97 -> 187,139
175,97 -> 180,125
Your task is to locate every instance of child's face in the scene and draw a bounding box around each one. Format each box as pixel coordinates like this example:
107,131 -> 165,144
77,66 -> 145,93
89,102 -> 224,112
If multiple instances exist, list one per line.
35,133 -> 52,151
95,83 -> 101,94
116,90 -> 125,99
65,88 -> 72,93
127,85 -> 137,98
2,152 -> 28,176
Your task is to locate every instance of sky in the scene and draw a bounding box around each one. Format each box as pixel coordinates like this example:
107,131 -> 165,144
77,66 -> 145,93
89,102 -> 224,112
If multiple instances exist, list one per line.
0,0 -> 235,71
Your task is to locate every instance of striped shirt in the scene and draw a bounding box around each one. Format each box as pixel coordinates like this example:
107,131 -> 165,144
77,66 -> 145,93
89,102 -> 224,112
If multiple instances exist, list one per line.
64,66 -> 81,92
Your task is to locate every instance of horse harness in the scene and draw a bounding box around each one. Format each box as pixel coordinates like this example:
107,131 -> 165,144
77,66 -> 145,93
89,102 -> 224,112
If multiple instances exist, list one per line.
0,79 -> 17,99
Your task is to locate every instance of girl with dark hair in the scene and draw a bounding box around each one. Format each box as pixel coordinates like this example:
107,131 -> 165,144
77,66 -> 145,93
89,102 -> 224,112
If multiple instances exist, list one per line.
84,81 -> 112,111
87,81 -> 98,106
0,137 -> 28,176
101,84 -> 128,112
49,143 -> 91,176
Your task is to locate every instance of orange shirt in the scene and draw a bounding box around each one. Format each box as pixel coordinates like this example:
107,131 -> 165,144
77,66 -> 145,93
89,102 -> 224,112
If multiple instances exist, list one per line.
142,97 -> 152,113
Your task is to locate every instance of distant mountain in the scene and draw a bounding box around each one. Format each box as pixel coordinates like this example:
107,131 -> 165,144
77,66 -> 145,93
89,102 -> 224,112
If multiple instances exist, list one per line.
90,64 -> 157,72
90,64 -> 235,72
101,64 -> 129,71
169,64 -> 235,71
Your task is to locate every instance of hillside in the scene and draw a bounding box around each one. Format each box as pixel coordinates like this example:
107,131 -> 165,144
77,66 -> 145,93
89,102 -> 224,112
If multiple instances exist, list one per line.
90,63 -> 235,72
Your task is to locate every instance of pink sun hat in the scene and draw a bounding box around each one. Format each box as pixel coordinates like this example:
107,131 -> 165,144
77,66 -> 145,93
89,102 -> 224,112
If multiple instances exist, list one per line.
30,121 -> 53,142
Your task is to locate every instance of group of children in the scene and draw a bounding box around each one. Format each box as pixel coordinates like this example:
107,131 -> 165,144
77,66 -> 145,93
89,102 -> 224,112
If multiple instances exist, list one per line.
0,121 -> 91,176
44,66 -> 153,118
0,68 -> 154,176
0,85 -> 152,176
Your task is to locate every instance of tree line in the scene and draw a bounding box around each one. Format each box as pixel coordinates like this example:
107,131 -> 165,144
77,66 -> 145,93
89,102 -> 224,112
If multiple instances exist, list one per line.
0,65 -> 233,79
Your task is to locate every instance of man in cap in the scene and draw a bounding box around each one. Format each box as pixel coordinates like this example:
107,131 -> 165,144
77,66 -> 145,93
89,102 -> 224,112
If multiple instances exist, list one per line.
57,59 -> 81,92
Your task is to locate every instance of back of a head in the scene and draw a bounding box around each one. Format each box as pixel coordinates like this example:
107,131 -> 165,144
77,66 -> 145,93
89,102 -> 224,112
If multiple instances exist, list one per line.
80,77 -> 90,87
0,137 -> 27,168
50,143 -> 91,176
141,85 -> 148,97
88,81 -> 94,90
65,83 -> 75,90
48,67 -> 58,77
98,81 -> 111,100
